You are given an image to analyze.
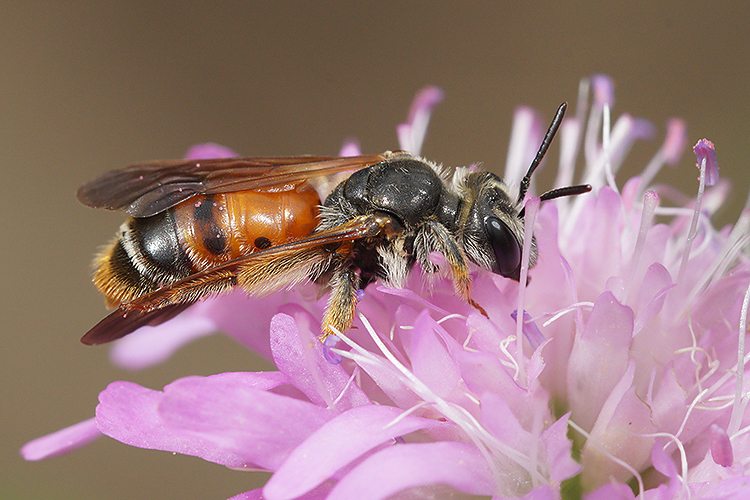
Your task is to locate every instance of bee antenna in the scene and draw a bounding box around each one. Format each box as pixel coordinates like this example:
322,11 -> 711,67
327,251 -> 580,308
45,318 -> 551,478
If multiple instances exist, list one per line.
539,184 -> 592,202
517,102 -> 567,204
518,184 -> 592,218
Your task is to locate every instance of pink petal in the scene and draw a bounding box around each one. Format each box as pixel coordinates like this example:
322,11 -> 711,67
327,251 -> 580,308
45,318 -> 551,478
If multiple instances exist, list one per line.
567,291 -> 634,431
694,138 -> 719,186
480,392 -> 531,450
108,304 -> 217,370
211,290 -> 309,360
374,285 -> 450,315
453,347 -> 528,423
407,311 -> 464,402
540,412 -> 580,482
229,487 -> 331,500
226,490 -> 264,500
20,417 -> 101,461
264,405 -> 441,500
184,142 -> 239,160
527,338 -> 552,391
96,372 -> 329,470
463,312 -> 514,360
583,483 -> 635,500
651,439 -> 679,482
270,308 -> 370,411
352,341 -> 423,410
496,485 -> 558,500
326,442 -> 495,500
582,362 -> 656,489
96,381 -> 230,462
566,188 -> 624,298
647,441 -> 681,500
632,263 -> 674,336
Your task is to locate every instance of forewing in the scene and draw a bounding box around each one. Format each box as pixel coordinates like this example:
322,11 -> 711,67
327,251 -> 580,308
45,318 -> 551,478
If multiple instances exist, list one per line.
77,154 -> 386,217
80,304 -> 192,345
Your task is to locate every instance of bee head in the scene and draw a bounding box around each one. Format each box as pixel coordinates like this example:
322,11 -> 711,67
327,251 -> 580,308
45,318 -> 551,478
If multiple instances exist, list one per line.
459,172 -> 534,282
455,102 -> 592,282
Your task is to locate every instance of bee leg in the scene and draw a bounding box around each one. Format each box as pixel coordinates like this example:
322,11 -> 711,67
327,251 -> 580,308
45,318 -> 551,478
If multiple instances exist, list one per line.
320,266 -> 359,340
420,220 -> 471,300
421,220 -> 487,317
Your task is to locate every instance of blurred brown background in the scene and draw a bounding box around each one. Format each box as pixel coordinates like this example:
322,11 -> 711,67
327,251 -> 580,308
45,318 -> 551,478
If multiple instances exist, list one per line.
3,2 -> 749,499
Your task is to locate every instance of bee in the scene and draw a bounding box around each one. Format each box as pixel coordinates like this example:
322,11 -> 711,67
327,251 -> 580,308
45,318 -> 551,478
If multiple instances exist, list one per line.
78,102 -> 590,345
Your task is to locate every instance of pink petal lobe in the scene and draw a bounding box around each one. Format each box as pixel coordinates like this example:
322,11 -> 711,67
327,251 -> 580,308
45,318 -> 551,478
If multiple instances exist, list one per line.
644,441 -> 682,500
211,290 -> 307,360
480,392 -> 530,450
96,372 -> 331,470
229,488 -> 330,500
567,291 -> 634,431
20,417 -> 101,461
541,412 -> 580,482
109,306 -> 217,370
632,263 -> 674,336
567,188 -> 624,298
227,490 -> 264,500
453,347 -> 528,422
494,485 -> 559,500
264,405 -> 441,500
326,442 -> 495,500
270,309 -> 370,411
407,311 -> 465,403
583,483 -> 635,500
374,285 -> 450,315
582,362 -> 656,489
694,138 -> 719,186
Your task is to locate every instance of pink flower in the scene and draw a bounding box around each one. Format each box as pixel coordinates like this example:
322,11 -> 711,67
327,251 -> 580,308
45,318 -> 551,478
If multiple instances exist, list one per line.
23,77 -> 750,499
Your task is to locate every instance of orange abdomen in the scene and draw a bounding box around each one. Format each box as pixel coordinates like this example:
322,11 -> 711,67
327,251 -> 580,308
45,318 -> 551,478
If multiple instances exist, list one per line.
93,181 -> 321,306
174,183 -> 321,269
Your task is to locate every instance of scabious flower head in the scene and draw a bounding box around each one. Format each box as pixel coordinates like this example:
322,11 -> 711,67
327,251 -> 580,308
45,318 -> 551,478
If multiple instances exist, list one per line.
23,77 -> 750,500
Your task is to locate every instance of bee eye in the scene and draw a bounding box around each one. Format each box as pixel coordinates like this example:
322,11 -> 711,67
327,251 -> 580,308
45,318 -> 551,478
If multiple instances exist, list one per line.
484,217 -> 521,279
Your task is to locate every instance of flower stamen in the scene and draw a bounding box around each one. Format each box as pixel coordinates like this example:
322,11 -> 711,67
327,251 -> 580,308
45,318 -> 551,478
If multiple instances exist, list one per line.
625,190 -> 659,303
728,279 -> 750,436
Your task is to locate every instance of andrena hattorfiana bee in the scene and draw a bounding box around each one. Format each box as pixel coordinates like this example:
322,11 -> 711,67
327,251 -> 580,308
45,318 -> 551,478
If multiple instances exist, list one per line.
78,103 -> 590,345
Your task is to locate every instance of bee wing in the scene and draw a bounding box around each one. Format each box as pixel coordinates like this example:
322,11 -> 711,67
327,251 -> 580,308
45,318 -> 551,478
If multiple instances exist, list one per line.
78,303 -> 193,346
77,154 -> 387,218
81,213 -> 388,345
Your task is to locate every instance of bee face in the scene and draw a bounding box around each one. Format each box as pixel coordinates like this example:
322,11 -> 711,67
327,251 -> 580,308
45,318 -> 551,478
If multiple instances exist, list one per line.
459,171 -> 540,281
78,104 -> 590,345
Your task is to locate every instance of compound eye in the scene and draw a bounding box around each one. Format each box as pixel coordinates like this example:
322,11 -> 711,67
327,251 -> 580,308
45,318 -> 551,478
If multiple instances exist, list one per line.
484,217 -> 521,279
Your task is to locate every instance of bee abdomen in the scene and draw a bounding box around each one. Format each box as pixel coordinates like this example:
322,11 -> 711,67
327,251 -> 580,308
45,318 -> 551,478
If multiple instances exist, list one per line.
94,210 -> 193,307
93,185 -> 322,308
